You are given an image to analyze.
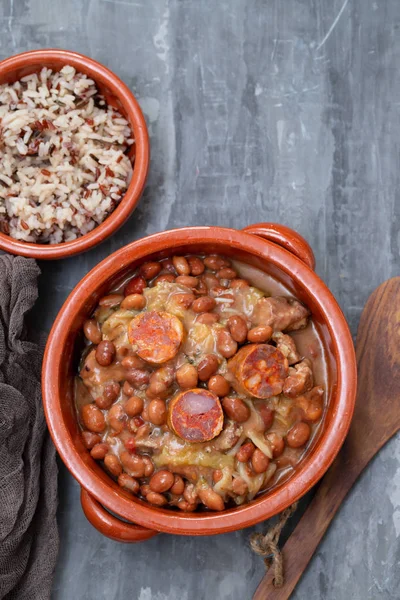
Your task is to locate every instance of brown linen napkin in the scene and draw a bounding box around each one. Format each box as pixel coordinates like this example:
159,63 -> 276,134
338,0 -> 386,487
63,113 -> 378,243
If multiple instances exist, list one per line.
0,255 -> 58,600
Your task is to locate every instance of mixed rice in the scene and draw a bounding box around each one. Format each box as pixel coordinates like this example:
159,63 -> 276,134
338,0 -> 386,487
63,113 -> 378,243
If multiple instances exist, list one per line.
0,65 -> 134,243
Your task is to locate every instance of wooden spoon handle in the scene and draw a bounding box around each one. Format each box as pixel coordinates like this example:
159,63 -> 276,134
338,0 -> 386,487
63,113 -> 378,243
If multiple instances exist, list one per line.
253,447 -> 362,600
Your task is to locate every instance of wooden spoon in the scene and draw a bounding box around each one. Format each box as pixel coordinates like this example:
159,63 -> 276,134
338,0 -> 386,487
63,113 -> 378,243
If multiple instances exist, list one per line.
254,277 -> 400,600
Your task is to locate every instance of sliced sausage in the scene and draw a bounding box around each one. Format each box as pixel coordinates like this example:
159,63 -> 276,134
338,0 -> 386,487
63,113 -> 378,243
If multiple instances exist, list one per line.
228,343 -> 289,399
128,310 -> 184,364
168,388 -> 223,442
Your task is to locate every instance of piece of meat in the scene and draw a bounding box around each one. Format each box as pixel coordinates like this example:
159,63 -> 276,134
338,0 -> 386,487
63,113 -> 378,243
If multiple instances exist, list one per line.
283,359 -> 314,397
168,388 -> 224,442
294,385 -> 324,422
228,343 -> 289,399
128,310 -> 183,364
210,421 -> 243,451
251,296 -> 310,332
272,332 -> 301,365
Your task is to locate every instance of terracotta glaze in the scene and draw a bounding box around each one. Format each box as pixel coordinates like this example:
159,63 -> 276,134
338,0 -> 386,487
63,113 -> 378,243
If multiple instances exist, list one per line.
42,223 -> 357,540
0,49 -> 149,259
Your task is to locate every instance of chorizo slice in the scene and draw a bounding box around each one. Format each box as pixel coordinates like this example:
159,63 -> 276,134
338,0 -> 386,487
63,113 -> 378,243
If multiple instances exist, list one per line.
128,310 -> 184,364
228,343 -> 289,399
251,296 -> 309,332
168,388 -> 224,442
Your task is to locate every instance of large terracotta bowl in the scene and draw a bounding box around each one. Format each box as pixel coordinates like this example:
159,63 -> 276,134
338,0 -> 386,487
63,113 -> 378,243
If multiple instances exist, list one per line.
0,49 -> 149,259
42,223 -> 357,541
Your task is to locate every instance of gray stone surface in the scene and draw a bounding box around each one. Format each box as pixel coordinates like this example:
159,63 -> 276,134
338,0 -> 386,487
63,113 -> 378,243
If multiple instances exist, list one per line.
1,0 -> 400,598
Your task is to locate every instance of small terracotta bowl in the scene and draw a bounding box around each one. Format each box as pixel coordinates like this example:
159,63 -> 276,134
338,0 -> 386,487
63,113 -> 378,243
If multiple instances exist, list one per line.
42,223 -> 357,542
0,49 -> 149,259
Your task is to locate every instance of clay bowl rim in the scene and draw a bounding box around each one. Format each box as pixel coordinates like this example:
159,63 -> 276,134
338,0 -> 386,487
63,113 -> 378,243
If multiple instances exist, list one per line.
42,226 -> 357,535
0,49 -> 149,260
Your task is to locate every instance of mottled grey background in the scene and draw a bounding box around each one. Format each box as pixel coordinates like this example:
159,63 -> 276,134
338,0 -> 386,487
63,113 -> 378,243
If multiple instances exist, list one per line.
1,0 -> 399,598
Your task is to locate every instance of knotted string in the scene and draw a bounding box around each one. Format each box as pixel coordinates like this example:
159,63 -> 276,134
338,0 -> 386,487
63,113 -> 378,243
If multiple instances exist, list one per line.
249,502 -> 298,587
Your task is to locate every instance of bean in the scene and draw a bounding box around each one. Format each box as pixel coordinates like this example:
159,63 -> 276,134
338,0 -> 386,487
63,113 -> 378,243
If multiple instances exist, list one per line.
296,395 -> 323,422
227,315 -> 248,343
143,456 -> 155,477
173,292 -> 195,308
98,294 -> 124,308
120,451 -> 146,477
118,473 -> 139,494
197,354 -> 219,381
183,483 -> 198,504
257,403 -> 274,430
149,366 -> 174,392
172,256 -> 190,275
122,381 -> 135,396
236,442 -> 255,463
209,285 -> 226,296
177,500 -> 197,512
251,449 -> 270,473
153,273 -> 176,286
201,273 -> 220,289
287,422 -> 311,448
266,432 -> 285,457
148,399 -> 167,425
82,404 -> 105,433
149,470 -> 175,493
121,294 -> 146,310
208,374 -> 230,397
108,403 -> 126,433
170,475 -> 185,495
217,330 -> 238,358
175,275 -> 199,288
216,268 -> 237,280
230,278 -> 250,290
83,319 -> 102,344
125,368 -> 150,389
121,355 -> 147,369
124,395 -> 144,417
232,477 -> 248,496
196,312 -> 219,325
104,454 -> 122,477
160,258 -> 176,274
95,340 -> 116,366
140,484 -> 151,496
96,381 -> 120,409
139,261 -> 162,280
247,325 -> 273,343
176,363 -> 198,389
198,487 -> 225,511
204,255 -> 230,271
124,275 -> 146,296
124,435 -> 137,450
81,431 -> 101,449
146,491 -> 168,506
187,256 -> 205,275
192,296 -> 216,313
222,396 -> 250,422
213,469 -> 223,483
90,443 -> 109,460
195,279 -> 208,296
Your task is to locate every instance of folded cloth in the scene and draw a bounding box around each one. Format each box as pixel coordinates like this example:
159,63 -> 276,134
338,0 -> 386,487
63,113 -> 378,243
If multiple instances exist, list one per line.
0,255 -> 58,600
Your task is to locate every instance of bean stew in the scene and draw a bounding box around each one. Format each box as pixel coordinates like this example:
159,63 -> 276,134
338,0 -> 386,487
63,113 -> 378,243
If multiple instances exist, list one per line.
75,254 -> 327,512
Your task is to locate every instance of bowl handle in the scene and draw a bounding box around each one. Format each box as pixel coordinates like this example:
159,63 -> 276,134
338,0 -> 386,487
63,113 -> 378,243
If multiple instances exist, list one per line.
242,223 -> 315,271
80,488 -> 158,543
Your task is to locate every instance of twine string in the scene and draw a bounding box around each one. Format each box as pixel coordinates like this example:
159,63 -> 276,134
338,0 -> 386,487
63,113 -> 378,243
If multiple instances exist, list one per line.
249,502 -> 298,588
